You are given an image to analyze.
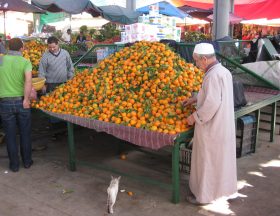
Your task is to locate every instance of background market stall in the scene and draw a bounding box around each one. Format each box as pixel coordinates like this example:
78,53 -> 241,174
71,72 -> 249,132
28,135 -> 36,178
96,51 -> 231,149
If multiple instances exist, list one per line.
0,0 -> 45,40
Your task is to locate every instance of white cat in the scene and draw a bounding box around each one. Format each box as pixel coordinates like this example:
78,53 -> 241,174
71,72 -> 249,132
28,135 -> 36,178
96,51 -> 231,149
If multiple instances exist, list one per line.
107,176 -> 121,214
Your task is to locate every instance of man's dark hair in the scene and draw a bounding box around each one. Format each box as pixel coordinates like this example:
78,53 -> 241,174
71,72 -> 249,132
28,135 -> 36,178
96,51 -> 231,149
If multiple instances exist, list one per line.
67,29 -> 71,32
47,36 -> 59,44
9,38 -> 23,51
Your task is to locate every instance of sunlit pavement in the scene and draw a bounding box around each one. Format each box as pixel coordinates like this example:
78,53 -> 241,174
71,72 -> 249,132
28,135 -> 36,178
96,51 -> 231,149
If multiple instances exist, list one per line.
0,114 -> 279,216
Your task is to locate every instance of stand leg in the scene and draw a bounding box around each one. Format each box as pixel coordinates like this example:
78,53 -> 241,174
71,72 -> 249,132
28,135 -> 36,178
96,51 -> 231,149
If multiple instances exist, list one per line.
255,109 -> 260,149
270,102 -> 276,142
172,142 -> 180,204
67,122 -> 76,171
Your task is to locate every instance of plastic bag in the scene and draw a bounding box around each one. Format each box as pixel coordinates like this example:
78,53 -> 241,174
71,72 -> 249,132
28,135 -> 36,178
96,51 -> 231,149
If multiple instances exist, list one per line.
233,80 -> 247,110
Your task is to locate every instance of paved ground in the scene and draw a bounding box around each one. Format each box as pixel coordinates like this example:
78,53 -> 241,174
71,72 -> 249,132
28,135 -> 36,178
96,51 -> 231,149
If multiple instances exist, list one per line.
0,112 -> 279,216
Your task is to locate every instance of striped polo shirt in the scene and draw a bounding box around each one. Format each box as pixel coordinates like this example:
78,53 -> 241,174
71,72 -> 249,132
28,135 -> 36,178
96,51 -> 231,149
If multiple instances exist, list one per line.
38,48 -> 74,83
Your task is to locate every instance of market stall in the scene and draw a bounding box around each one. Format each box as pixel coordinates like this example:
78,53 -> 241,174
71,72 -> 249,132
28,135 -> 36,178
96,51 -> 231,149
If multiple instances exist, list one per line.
31,38 -> 280,204
0,0 -> 45,41
33,41 -> 202,203
41,111 -> 192,204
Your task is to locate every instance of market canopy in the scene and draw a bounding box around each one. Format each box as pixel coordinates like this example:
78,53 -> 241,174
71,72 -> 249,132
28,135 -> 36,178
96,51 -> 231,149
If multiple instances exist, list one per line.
99,5 -> 141,25
0,0 -> 45,13
137,1 -> 190,19
173,0 -> 280,20
32,1 -> 140,25
172,0 -> 267,10
208,12 -> 244,24
178,5 -> 212,20
235,0 -> 280,20
31,0 -> 102,17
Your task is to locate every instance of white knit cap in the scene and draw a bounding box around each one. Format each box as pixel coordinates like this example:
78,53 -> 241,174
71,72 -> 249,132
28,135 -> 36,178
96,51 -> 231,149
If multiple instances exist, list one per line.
193,43 -> 215,55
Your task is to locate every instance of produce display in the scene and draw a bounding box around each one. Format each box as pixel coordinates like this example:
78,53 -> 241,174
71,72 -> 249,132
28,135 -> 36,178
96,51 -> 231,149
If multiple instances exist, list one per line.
34,41 -> 203,134
23,40 -> 47,77
60,43 -> 83,56
92,36 -> 120,45
184,31 -> 211,43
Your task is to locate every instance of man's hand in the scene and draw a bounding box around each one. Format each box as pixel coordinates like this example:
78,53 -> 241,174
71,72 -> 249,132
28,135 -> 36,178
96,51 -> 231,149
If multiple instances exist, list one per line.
187,114 -> 195,126
182,97 -> 197,107
41,85 -> 47,94
23,99 -> 30,109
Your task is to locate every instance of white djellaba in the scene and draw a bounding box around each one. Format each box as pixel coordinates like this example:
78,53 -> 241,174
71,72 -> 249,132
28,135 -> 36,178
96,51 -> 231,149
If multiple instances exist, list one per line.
107,176 -> 121,214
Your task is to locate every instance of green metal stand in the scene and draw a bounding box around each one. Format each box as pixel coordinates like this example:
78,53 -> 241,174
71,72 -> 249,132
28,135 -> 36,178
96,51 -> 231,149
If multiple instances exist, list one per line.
65,120 -> 183,203
235,94 -> 280,143
73,44 -> 125,67
67,122 -> 76,171
60,91 -> 280,203
172,142 -> 180,204
255,109 -> 260,148
270,102 -> 277,142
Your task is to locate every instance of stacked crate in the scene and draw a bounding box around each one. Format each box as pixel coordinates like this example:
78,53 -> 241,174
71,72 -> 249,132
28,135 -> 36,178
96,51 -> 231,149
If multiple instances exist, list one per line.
236,115 -> 257,158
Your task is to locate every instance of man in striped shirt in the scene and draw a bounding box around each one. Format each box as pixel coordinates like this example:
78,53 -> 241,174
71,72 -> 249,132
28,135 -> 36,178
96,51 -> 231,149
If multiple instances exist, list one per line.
39,36 -> 74,93
37,36 -> 74,145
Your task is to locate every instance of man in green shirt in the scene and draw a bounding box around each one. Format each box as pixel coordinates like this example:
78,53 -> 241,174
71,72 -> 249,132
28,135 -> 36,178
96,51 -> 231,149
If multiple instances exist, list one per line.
0,38 -> 33,172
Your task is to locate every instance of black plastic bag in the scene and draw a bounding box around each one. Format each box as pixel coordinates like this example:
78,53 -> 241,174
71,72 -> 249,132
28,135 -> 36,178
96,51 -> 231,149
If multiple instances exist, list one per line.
233,80 -> 247,110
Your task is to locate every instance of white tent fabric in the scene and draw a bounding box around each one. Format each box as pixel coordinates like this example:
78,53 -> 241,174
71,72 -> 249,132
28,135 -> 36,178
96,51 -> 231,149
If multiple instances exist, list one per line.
242,61 -> 280,88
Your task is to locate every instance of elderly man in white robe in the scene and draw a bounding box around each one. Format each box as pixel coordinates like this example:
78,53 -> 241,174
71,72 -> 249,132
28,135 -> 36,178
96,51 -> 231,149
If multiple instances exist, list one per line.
184,43 -> 237,205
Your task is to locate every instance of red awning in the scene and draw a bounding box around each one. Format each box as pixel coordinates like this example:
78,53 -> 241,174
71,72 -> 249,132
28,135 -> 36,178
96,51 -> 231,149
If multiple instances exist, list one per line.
174,1 -> 213,10
173,0 -> 280,20
207,13 -> 244,24
235,0 -> 280,20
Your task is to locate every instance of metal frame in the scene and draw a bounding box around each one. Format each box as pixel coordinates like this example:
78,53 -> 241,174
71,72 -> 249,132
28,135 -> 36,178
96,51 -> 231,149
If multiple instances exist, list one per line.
65,89 -> 279,204
216,52 -> 280,90
65,121 -> 194,204
59,42 -> 280,204
73,44 -> 125,68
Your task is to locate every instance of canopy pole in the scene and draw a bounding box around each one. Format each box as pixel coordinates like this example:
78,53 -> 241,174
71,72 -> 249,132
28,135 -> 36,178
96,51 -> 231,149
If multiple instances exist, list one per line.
69,13 -> 72,30
126,0 -> 136,11
213,0 -> 230,40
229,0 -> 235,37
3,11 -> 6,42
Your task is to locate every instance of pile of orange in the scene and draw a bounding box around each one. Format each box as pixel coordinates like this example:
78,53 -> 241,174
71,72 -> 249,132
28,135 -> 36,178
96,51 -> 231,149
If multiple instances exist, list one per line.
34,41 -> 203,134
23,40 -> 47,76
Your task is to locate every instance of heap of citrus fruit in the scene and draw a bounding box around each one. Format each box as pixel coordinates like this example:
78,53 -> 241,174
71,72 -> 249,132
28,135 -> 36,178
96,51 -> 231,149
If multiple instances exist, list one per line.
23,40 -> 47,76
34,41 -> 203,134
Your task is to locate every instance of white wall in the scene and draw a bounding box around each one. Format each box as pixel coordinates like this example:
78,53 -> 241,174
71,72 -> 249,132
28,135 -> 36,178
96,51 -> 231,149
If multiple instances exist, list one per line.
91,0 -> 126,7
91,0 -> 172,9
136,0 -> 172,9
0,12 -> 33,37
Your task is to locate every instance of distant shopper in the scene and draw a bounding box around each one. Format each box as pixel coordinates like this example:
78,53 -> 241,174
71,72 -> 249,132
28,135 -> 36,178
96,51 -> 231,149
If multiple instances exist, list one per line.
62,28 -> 72,44
76,31 -> 86,43
0,38 -> 33,172
0,36 -> 6,54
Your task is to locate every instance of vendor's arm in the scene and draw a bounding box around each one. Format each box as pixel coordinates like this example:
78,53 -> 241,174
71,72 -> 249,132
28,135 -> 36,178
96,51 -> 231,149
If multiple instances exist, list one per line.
38,53 -> 47,79
61,33 -> 67,43
66,52 -> 74,79
193,75 -> 222,125
23,62 -> 32,108
38,54 -> 48,93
